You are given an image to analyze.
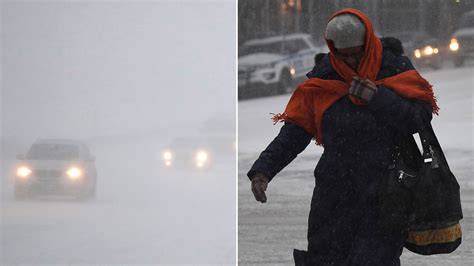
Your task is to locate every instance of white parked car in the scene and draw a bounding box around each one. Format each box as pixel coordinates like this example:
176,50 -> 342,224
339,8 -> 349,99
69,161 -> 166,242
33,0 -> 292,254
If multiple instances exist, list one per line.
14,139 -> 97,200
238,33 -> 323,99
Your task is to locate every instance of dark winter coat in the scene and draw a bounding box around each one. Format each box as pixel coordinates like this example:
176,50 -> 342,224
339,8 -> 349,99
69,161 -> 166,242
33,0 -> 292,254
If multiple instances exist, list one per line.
247,47 -> 433,265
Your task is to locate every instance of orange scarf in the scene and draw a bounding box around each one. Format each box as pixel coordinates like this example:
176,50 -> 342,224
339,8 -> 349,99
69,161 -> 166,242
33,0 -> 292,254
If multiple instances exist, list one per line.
273,8 -> 438,145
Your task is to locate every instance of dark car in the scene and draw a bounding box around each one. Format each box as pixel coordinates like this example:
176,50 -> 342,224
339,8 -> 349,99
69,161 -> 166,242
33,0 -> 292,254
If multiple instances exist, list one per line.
411,37 -> 443,69
449,10 -> 474,67
390,31 -> 443,70
14,139 -> 97,200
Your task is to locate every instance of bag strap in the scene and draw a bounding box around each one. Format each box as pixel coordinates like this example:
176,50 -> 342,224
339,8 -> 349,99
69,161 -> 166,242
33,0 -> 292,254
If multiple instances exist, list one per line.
418,123 -> 441,169
390,123 -> 445,171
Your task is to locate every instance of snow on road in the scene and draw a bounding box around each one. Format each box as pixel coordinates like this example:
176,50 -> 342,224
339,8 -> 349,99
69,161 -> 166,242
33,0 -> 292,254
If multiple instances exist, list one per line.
1,139 -> 236,265
238,66 -> 474,265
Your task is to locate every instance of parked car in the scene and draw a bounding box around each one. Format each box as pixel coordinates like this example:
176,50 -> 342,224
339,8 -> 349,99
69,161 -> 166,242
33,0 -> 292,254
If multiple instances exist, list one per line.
238,33 -> 323,99
389,31 -> 443,69
449,10 -> 474,67
14,139 -> 97,200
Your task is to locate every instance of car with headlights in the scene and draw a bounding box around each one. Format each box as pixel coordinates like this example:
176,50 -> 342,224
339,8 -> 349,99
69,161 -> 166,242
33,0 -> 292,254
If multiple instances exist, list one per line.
161,135 -> 235,171
390,31 -> 443,69
14,139 -> 97,200
449,10 -> 474,67
411,37 -> 443,69
238,33 -> 322,99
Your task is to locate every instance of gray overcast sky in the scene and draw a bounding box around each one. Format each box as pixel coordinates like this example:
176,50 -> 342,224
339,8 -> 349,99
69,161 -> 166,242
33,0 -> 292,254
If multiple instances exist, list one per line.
2,0 -> 236,142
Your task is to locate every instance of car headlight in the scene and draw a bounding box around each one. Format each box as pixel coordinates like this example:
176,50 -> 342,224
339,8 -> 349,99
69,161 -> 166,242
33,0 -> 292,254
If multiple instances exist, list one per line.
16,166 -> 32,178
163,151 -> 173,167
290,67 -> 296,76
423,46 -> 434,56
195,151 -> 208,168
414,49 -> 422,59
196,151 -> 208,162
163,151 -> 173,160
450,38 -> 459,51
66,167 -> 82,180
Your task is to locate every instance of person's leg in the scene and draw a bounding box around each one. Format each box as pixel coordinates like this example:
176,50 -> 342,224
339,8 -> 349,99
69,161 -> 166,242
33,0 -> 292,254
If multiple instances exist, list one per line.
345,231 -> 404,266
304,186 -> 358,265
344,205 -> 406,266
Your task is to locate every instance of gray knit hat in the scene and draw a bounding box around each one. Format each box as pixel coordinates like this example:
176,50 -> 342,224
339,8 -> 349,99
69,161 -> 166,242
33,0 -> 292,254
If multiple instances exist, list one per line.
326,14 -> 366,49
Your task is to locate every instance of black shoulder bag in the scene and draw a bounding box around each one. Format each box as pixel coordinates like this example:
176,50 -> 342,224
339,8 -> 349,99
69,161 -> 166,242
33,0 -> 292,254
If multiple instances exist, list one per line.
379,123 -> 463,255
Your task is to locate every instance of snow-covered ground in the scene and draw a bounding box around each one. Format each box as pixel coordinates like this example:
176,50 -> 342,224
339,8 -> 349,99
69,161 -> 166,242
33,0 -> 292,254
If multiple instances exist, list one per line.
1,137 -> 236,265
238,65 -> 474,265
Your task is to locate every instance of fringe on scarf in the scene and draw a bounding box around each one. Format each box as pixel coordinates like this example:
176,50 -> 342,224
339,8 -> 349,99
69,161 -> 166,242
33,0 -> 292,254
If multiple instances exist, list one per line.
270,112 -> 322,145
416,71 -> 440,115
270,112 -> 287,125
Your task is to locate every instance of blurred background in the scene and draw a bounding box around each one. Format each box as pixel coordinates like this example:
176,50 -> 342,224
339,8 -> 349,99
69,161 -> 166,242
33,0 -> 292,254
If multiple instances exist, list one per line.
238,0 -> 474,99
1,1 -> 236,265
238,1 -> 474,265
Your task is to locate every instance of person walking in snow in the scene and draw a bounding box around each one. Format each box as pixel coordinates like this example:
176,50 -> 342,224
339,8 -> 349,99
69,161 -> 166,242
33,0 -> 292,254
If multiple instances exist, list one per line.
247,8 -> 438,265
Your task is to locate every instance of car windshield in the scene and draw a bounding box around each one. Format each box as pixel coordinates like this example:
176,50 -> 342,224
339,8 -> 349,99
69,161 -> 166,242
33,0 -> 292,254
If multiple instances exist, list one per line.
392,33 -> 412,43
170,137 -> 207,149
459,14 -> 474,28
26,144 -> 80,160
392,32 -> 430,43
240,41 -> 283,56
415,38 -> 439,47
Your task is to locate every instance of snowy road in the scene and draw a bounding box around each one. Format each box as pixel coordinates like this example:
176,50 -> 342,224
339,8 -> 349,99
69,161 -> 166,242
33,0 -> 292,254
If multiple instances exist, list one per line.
1,140 -> 236,265
238,66 -> 474,265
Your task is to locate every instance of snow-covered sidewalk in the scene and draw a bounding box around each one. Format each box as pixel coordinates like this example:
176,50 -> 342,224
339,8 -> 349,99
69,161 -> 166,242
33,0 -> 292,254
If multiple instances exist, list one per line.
238,66 -> 474,265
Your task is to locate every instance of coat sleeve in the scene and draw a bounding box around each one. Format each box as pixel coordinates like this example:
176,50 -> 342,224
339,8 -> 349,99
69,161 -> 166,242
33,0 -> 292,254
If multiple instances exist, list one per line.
368,86 -> 433,136
247,122 -> 313,182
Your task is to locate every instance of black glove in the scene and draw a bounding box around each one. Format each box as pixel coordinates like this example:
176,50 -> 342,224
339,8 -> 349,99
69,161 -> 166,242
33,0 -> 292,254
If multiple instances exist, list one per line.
251,173 -> 269,203
349,76 -> 378,103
